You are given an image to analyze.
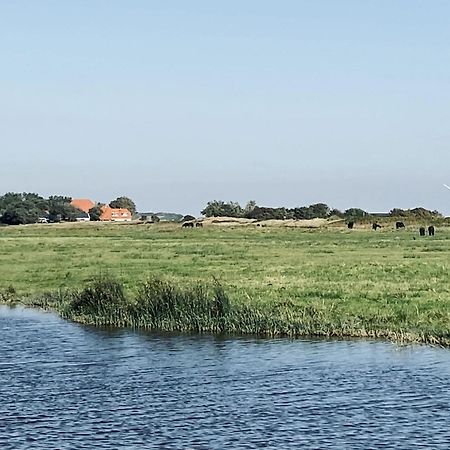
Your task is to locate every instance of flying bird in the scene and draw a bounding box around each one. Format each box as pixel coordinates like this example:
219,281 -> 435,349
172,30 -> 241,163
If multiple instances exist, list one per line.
444,184 -> 450,191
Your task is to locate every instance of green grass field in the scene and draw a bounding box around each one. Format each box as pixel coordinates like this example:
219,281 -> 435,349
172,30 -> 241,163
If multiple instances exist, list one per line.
1,221 -> 450,344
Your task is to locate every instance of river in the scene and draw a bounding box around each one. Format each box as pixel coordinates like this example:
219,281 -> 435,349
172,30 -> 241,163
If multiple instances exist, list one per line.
1,305 -> 450,449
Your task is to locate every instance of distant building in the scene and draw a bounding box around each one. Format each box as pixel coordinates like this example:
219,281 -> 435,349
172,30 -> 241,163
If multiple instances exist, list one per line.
70,199 -> 95,213
138,212 -> 183,222
139,213 -> 160,223
100,205 -> 132,222
74,211 -> 91,222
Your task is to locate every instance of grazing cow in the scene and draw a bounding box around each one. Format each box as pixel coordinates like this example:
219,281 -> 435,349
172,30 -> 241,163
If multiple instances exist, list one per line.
195,222 -> 203,228
372,222 -> 381,230
419,227 -> 426,236
428,225 -> 435,236
182,222 -> 194,228
396,221 -> 405,230
347,222 -> 354,229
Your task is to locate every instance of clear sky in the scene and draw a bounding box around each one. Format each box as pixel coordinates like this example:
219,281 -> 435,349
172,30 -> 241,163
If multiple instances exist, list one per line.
1,1 -> 450,215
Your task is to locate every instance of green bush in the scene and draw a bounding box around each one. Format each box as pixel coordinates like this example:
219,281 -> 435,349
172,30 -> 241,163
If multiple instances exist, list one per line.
66,276 -> 128,317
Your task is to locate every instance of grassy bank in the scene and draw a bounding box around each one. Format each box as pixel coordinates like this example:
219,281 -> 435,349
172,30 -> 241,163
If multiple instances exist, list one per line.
1,221 -> 450,345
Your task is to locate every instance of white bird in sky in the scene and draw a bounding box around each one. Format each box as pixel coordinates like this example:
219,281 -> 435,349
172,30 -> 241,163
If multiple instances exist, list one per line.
444,184 -> 450,191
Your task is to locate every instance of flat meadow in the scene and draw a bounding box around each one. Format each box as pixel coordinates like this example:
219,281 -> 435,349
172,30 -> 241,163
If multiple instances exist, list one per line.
1,221 -> 450,344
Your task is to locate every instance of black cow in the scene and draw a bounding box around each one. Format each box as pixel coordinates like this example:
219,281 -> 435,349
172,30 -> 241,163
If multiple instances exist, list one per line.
195,222 -> 203,228
428,225 -> 435,236
347,222 -> 354,229
396,221 -> 405,230
182,222 -> 194,228
372,223 -> 381,230
419,227 -> 426,236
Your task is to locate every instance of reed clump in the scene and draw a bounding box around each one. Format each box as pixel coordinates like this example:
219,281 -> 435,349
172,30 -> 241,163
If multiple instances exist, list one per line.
0,286 -> 17,304
44,276 -> 309,336
131,277 -> 232,332
61,276 -> 129,326
50,276 -> 237,331
8,274 -> 450,346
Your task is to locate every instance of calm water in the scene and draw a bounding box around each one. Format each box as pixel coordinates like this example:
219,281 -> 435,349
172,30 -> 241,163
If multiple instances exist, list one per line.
1,306 -> 450,449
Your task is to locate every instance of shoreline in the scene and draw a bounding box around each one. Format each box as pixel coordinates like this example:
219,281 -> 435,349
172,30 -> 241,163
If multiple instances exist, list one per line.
2,277 -> 450,348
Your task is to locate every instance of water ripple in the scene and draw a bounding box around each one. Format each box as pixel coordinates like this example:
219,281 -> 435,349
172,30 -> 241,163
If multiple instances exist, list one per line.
1,306 -> 450,449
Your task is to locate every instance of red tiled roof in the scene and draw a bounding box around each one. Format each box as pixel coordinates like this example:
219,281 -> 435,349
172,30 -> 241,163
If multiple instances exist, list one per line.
71,198 -> 95,213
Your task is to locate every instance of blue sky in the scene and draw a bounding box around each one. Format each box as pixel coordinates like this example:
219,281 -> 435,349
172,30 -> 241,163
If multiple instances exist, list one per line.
1,1 -> 450,214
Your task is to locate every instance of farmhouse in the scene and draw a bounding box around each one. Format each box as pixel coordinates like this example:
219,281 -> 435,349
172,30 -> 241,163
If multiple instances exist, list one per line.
100,205 -> 132,222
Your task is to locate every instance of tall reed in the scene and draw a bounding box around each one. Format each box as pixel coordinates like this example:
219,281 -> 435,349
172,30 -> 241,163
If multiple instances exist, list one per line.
12,275 -> 450,346
62,276 -> 129,325
131,277 -> 232,332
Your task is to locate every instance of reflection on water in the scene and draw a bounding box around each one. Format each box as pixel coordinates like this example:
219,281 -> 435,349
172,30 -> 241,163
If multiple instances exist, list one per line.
1,305 -> 450,449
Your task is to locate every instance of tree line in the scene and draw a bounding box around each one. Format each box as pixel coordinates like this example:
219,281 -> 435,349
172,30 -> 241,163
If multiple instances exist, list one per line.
0,192 -> 442,226
0,193 -> 136,225
201,200 -> 443,221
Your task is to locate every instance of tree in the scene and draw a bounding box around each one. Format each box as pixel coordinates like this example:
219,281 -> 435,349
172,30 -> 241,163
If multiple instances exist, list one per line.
246,206 -> 289,220
329,208 -> 344,218
308,203 -> 331,219
0,192 -> 46,225
89,204 -> 103,221
48,195 -> 72,205
244,200 -> 257,214
344,208 -> 368,221
289,203 -> 331,220
389,207 -> 442,219
109,196 -> 136,215
201,201 -> 225,217
291,206 -> 312,220
201,200 -> 243,218
1,207 -> 40,225
409,207 -> 442,219
389,208 -> 406,217
47,196 -> 79,222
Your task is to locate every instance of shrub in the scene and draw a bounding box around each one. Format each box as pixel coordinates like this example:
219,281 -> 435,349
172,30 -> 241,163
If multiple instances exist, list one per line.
66,276 -> 128,317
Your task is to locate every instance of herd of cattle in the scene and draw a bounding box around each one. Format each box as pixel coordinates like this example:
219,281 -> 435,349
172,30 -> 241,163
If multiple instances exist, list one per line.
181,220 -> 436,235
347,221 -> 435,236
181,221 -> 203,228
